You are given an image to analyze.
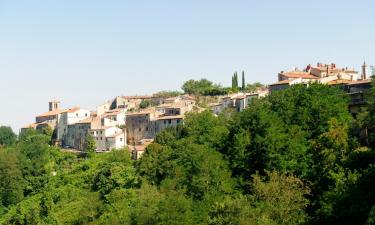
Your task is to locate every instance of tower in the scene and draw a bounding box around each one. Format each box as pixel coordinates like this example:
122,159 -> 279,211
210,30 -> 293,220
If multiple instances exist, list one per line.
361,61 -> 367,80
49,100 -> 60,112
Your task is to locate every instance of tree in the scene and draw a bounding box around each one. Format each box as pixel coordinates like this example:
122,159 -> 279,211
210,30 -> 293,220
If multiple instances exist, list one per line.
245,82 -> 264,93
139,100 -> 151,109
232,72 -> 239,90
137,143 -> 175,185
182,79 -> 213,95
0,126 -> 17,146
0,148 -> 24,207
249,171 -> 310,225
242,71 -> 245,90
84,133 -> 96,154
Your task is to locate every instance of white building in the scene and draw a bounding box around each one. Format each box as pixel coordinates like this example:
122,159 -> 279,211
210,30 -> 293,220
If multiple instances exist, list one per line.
57,107 -> 91,145
91,125 -> 125,151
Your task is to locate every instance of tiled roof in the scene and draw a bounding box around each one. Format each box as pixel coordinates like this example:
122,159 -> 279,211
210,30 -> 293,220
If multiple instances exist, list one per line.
346,79 -> 372,85
66,107 -> 81,113
126,108 -> 155,116
280,72 -> 318,79
269,80 -> 291,86
76,118 -> 93,124
121,95 -> 152,100
36,109 -> 67,117
22,123 -> 38,129
157,115 -> 184,120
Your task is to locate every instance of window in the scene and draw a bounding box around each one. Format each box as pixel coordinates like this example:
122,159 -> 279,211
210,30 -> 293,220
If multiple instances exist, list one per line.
85,113 -> 88,116
164,120 -> 167,125
139,128 -> 141,132
76,113 -> 78,117
120,138 -> 123,142
146,126 -> 148,131
101,137 -> 103,140
168,119 -> 172,124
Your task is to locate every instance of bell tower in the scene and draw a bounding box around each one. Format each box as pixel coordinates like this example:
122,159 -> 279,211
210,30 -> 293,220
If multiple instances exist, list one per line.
49,100 -> 60,112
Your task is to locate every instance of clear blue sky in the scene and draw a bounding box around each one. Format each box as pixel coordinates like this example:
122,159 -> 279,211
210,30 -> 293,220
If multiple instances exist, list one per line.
0,0 -> 374,132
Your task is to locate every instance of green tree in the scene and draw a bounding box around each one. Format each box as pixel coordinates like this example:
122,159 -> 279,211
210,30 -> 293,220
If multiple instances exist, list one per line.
84,132 -> 96,154
231,72 -> 239,90
137,143 -> 175,185
139,100 -> 151,109
182,79 -> 213,95
0,148 -> 24,208
0,126 -> 17,146
242,70 -> 245,90
245,82 -> 264,92
249,171 -> 310,225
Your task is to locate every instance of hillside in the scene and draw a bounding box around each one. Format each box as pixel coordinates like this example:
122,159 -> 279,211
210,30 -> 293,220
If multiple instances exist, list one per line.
1,82 -> 375,225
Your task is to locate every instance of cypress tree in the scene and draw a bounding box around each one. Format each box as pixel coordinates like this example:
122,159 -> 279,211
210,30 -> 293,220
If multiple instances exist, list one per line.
242,71 -> 245,90
236,72 -> 239,88
231,72 -> 236,89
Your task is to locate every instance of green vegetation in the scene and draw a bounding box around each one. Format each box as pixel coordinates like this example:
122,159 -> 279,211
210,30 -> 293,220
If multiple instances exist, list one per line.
182,79 -> 229,96
139,100 -> 152,109
181,75 -> 263,96
0,126 -> 17,146
231,72 -> 239,90
245,82 -> 264,92
1,82 -> 375,224
153,90 -> 182,98
241,71 -> 245,90
84,133 -> 96,154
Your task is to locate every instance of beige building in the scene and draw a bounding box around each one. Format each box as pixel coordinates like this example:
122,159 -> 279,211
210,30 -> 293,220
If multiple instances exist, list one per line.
21,100 -> 65,134
271,62 -> 360,92
110,96 -> 152,110
126,109 -> 159,145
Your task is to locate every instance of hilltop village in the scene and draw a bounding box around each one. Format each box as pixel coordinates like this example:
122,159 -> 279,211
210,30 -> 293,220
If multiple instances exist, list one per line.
22,62 -> 372,159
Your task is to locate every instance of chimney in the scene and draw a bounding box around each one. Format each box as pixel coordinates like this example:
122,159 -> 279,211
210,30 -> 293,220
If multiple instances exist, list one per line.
49,100 -> 60,112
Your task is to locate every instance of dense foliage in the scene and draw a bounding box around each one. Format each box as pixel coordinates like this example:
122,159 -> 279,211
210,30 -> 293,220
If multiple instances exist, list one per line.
0,126 -> 17,146
1,82 -> 375,224
182,79 -> 230,96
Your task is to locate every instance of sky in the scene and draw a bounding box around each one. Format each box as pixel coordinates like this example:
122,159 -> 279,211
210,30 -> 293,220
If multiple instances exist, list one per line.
0,0 -> 374,132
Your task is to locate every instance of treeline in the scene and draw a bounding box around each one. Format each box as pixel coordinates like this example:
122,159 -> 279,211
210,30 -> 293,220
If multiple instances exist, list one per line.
181,73 -> 264,96
1,81 -> 375,224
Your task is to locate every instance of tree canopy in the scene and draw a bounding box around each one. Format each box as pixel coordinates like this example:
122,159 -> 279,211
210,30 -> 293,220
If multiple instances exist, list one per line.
1,82 -> 375,225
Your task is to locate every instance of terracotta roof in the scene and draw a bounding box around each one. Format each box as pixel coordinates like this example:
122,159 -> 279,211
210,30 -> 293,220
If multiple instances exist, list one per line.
22,123 -> 38,129
104,109 -> 125,116
91,126 -> 113,130
347,79 -> 372,85
66,107 -> 81,113
280,72 -> 318,79
233,95 -> 246,100
326,80 -> 352,85
126,108 -> 155,116
121,95 -> 151,100
157,115 -> 184,120
269,80 -> 291,86
76,118 -> 93,124
36,109 -> 67,118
